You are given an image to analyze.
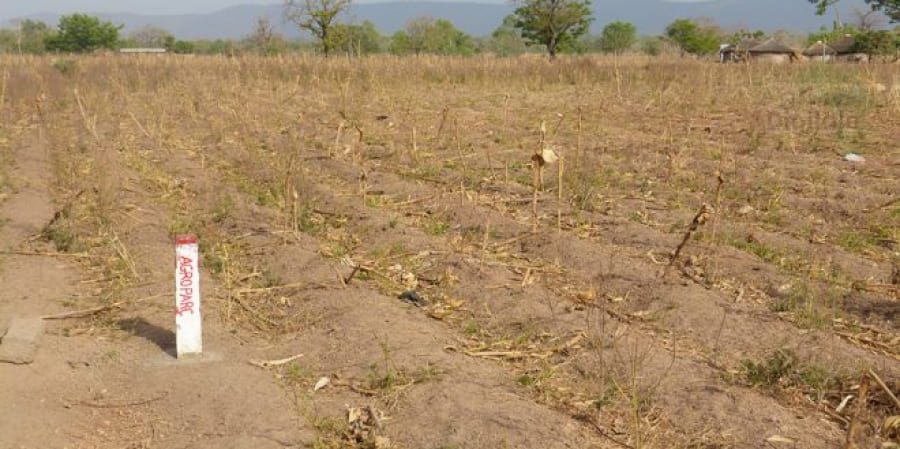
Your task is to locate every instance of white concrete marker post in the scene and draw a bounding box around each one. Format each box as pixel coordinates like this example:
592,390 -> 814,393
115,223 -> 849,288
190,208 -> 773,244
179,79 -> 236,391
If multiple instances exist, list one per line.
174,234 -> 202,358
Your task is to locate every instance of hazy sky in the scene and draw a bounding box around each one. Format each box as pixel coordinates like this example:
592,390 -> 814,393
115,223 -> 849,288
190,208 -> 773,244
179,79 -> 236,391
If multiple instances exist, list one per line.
0,1 -> 278,19
0,0 -> 870,23
0,0 -> 510,20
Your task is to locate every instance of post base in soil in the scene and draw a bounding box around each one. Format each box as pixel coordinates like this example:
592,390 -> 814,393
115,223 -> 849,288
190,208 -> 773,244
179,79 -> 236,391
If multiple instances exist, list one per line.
151,350 -> 223,366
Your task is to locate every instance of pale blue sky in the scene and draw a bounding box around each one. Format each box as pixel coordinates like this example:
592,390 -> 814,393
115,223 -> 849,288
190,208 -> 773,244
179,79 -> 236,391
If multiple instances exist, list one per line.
1,1 -> 276,19
1,0 -> 510,20
0,0 -> 872,28
0,0 -> 806,18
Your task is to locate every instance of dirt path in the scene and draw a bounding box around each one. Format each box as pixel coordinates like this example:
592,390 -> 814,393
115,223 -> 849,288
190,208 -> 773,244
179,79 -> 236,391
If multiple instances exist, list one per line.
0,131 -> 84,448
0,131 -> 302,449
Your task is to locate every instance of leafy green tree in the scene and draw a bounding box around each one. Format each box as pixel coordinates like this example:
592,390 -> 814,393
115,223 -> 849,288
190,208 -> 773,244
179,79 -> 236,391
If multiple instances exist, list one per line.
639,36 -> 664,56
0,30 -> 15,53
163,36 -> 195,54
283,0 -> 352,56
512,0 -> 594,59
598,21 -> 637,53
389,17 -> 475,55
806,24 -> 856,44
45,14 -> 120,53
389,31 -> 412,54
487,14 -> 529,56
727,29 -> 766,45
809,26 -> 899,57
665,19 -> 721,56
808,0 -> 899,22
403,16 -> 433,55
329,21 -> 383,55
191,39 -> 240,55
428,19 -> 476,55
853,29 -> 898,55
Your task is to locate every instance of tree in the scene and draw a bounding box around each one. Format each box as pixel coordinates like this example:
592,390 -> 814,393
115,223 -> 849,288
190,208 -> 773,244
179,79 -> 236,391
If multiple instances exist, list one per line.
244,17 -> 289,55
639,36 -> 664,56
727,29 -> 766,45
598,21 -> 637,53
807,24 -> 855,44
427,19 -> 476,55
164,36 -> 195,54
389,31 -> 412,54
0,30 -> 15,53
250,18 -> 276,53
404,16 -> 433,55
389,17 -> 475,55
126,26 -> 172,48
851,7 -> 890,29
329,21 -> 383,56
665,19 -> 721,56
190,39 -> 239,55
45,14 -> 120,53
807,0 -> 899,22
10,20 -> 54,53
487,14 -> 529,56
853,28 -> 898,55
283,0 -> 352,56
511,0 -> 594,59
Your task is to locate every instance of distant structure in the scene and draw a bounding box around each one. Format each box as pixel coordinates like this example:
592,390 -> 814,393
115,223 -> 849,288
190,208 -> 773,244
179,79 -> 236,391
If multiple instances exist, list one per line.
798,35 -> 868,63
719,39 -> 762,63
802,41 -> 837,62
746,39 -> 798,64
828,35 -> 868,63
119,48 -> 167,54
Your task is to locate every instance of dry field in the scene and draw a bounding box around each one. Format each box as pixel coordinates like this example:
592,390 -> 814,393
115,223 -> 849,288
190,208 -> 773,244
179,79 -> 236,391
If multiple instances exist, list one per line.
0,54 -> 898,449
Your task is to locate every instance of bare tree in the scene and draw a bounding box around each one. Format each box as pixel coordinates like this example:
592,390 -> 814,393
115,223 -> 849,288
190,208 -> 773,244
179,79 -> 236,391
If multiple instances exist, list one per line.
851,7 -> 889,29
251,17 -> 275,53
808,0 -> 899,24
405,17 -> 434,56
283,0 -> 352,56
128,26 -> 172,47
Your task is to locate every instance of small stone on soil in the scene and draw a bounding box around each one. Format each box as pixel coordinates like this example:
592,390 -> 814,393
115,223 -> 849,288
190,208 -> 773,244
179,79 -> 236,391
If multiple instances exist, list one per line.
398,290 -> 426,307
0,318 -> 45,365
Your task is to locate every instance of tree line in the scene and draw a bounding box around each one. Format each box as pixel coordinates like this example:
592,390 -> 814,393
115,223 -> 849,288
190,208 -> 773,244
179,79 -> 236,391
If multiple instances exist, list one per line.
0,0 -> 897,59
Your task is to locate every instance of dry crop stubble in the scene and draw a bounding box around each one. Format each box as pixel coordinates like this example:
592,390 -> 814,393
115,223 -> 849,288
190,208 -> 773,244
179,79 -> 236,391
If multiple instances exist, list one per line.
1,53 -> 897,448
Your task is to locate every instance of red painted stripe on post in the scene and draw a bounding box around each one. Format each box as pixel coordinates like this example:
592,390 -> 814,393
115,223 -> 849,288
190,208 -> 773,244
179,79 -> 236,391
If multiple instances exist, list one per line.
175,234 -> 198,245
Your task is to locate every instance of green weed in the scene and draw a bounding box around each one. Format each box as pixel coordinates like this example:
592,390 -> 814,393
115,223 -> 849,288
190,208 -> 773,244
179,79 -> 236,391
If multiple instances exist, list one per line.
425,220 -> 451,236
45,224 -> 83,253
741,349 -> 845,397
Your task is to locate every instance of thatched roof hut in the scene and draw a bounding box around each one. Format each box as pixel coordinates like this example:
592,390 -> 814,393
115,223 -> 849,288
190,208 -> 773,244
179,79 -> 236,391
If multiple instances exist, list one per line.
829,35 -> 856,54
719,39 -> 762,62
803,42 -> 837,57
747,39 -> 798,63
803,41 -> 837,61
735,39 -> 763,51
749,39 -> 795,54
828,35 -> 869,62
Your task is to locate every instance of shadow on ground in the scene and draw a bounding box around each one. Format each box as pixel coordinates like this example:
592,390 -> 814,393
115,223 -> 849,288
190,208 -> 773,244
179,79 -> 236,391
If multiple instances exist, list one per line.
118,317 -> 176,357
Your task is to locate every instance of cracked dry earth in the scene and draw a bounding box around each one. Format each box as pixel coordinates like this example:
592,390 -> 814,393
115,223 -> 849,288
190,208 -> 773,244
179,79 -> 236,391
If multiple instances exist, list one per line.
0,55 -> 898,449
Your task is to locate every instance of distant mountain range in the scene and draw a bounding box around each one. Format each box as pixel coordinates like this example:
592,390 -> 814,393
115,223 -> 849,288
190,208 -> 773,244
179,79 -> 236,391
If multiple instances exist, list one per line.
4,0 -> 874,40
